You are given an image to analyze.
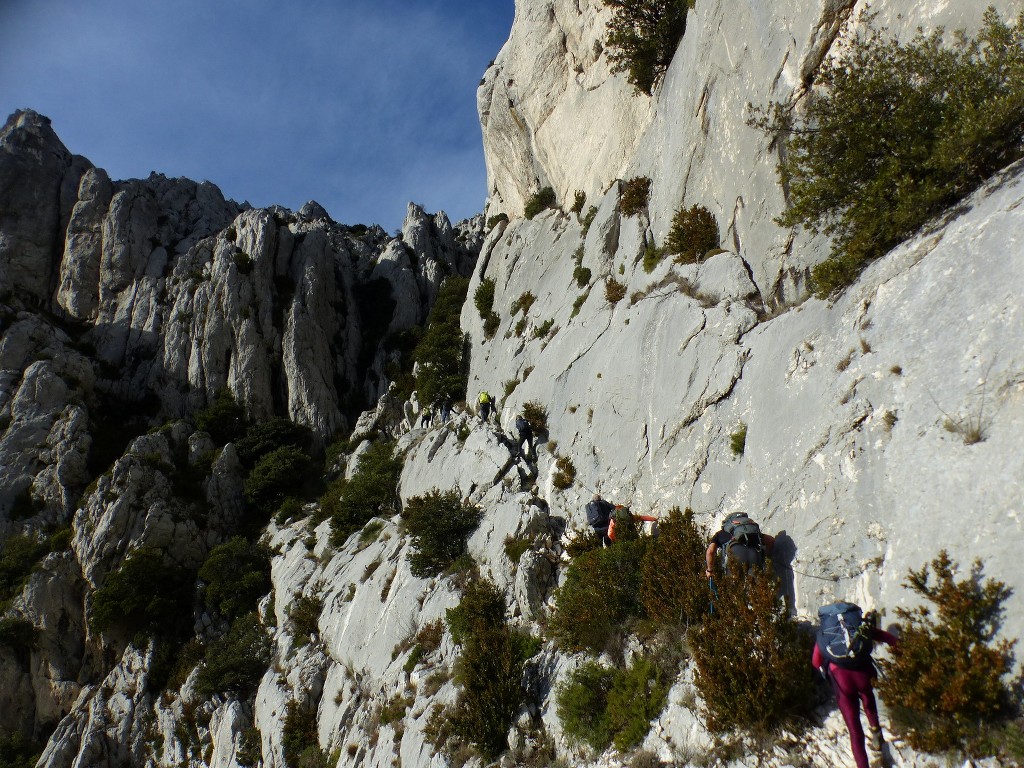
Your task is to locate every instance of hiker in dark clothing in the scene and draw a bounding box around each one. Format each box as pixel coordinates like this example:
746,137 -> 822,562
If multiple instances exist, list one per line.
438,398 -> 452,424
704,512 -> 775,577
813,606 -> 899,768
514,413 -> 534,459
585,494 -> 615,547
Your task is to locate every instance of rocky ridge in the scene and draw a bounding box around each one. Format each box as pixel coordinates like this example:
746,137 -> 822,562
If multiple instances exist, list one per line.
0,0 -> 1022,766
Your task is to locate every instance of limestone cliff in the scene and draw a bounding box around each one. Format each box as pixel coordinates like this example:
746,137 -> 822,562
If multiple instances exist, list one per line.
1,0 -> 1023,766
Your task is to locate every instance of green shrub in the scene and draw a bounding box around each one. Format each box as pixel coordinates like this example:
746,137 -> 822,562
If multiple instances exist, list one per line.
288,594 -> 323,647
47,526 -> 72,551
533,318 -> 555,339
753,9 -> 1024,296
244,446 -> 314,520
323,440 -> 403,546
620,176 -> 652,216
433,578 -> 532,760
573,264 -> 592,287
549,538 -> 647,656
572,190 -> 587,214
486,213 -> 509,230
503,536 -> 532,565
605,656 -> 669,750
474,279 -> 501,340
198,537 -> 271,620
604,0 -> 689,95
552,456 -> 577,490
689,564 -> 815,732
581,205 -> 598,237
195,612 -> 271,697
557,660 -> 615,751
524,187 -> 557,219
510,291 -> 536,316
91,549 -> 194,637
0,533 -> 50,602
195,387 -> 246,444
572,290 -> 591,318
639,507 -> 709,628
401,489 -> 482,577
282,700 -> 318,768
414,276 -> 471,406
604,278 -> 626,305
667,204 -> 719,264
557,656 -> 669,753
234,418 -> 312,468
446,578 -> 506,646
641,244 -> 665,273
235,727 -> 262,768
521,400 -> 548,434
275,497 -> 303,526
730,424 -> 747,456
877,551 -> 1018,755
474,278 -> 496,318
0,731 -> 41,768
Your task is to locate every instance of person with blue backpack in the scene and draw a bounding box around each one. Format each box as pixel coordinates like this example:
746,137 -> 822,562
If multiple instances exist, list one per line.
585,494 -> 615,547
814,602 -> 899,768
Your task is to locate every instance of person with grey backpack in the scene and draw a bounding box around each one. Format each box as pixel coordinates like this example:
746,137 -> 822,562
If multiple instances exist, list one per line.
704,511 -> 775,578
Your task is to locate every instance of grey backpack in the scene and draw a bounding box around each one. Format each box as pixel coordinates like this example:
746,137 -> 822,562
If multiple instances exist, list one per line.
721,512 -> 764,563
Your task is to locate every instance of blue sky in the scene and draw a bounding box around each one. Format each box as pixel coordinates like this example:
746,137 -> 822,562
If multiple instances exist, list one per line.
0,0 -> 514,232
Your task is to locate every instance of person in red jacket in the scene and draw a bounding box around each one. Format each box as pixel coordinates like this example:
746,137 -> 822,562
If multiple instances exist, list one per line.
812,619 -> 899,768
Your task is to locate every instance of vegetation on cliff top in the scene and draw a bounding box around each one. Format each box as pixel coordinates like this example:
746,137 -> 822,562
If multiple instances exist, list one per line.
753,8 -> 1024,296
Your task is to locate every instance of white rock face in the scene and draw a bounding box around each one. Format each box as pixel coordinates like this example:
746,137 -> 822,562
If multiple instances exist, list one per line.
6,0 -> 1024,765
467,162 -> 1024,649
479,0 -> 652,218
483,0 -> 1017,302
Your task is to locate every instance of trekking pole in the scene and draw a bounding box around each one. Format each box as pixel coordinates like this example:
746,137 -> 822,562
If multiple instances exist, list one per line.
708,575 -> 718,615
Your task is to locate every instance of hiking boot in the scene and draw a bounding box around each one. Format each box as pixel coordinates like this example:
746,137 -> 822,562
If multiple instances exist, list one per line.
868,726 -> 885,752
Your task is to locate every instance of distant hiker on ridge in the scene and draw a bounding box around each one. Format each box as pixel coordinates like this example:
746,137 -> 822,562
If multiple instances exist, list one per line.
814,602 -> 898,768
585,494 -> 615,547
705,512 -> 775,577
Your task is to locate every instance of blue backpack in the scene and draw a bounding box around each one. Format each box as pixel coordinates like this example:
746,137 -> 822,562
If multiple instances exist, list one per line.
817,602 -> 876,669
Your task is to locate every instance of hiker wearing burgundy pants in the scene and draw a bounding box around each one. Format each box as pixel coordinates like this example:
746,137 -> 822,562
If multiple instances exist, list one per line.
812,622 -> 898,768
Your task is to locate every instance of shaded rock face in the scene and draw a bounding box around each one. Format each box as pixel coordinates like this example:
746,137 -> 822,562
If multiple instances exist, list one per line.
0,110 -> 91,307
0,109 -> 483,765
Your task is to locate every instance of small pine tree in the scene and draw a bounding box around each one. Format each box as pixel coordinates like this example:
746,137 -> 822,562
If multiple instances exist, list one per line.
640,507 -> 709,628
689,565 -> 815,732
619,176 -> 652,216
604,0 -> 689,95
323,440 -> 403,546
666,204 -> 719,264
877,551 -> 1018,755
414,276 -> 471,406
